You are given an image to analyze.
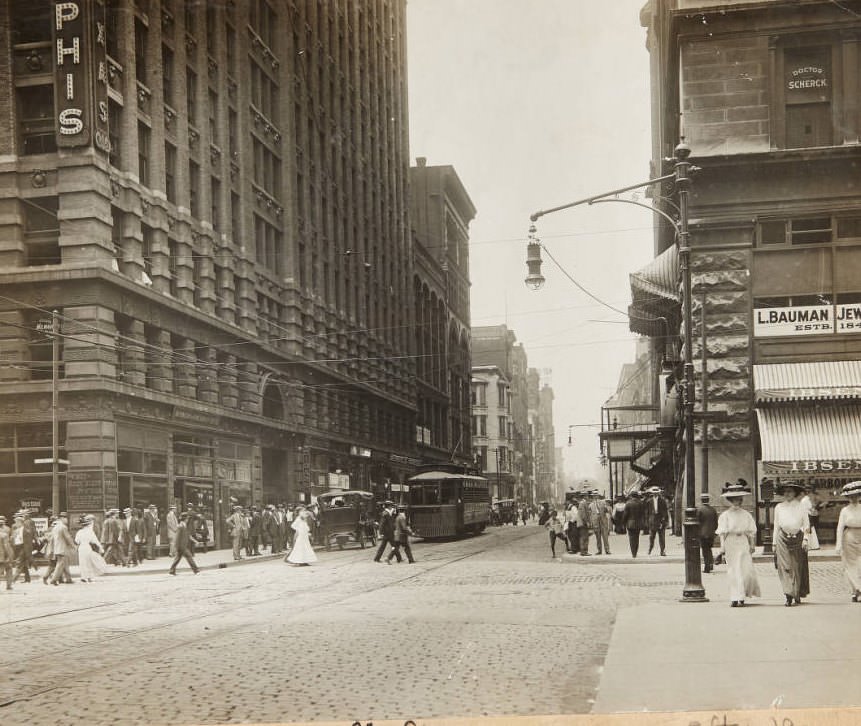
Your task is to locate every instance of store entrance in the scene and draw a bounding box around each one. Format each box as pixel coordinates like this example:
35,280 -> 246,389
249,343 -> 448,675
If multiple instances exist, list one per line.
175,479 -> 217,549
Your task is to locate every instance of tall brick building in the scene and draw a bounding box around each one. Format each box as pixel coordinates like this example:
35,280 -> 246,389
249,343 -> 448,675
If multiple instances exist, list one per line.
635,0 -> 861,542
0,0 -> 417,544
410,158 -> 475,470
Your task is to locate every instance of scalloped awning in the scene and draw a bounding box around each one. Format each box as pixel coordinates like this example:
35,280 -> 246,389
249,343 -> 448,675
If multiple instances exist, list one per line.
756,405 -> 861,474
629,245 -> 679,304
754,361 -> 861,403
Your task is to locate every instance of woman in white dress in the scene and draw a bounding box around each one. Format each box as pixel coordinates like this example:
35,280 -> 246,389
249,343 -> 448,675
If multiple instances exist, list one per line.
286,508 -> 318,566
75,514 -> 107,582
716,482 -> 760,607
835,480 -> 861,603
772,481 -> 810,606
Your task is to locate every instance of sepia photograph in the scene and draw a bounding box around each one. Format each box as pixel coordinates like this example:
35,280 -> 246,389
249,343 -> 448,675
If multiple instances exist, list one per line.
0,1 -> 860,725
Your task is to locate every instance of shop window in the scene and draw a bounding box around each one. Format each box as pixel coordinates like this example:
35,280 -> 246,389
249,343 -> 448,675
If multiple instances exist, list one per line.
17,84 -> 56,155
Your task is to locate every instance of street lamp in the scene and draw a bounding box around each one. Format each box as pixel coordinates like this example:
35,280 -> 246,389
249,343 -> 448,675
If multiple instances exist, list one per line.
526,140 -> 707,603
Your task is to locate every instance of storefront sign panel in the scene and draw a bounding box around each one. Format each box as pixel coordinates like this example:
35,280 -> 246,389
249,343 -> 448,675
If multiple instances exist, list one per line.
67,469 -> 104,509
763,459 -> 861,475
835,303 -> 861,333
753,305 -> 833,337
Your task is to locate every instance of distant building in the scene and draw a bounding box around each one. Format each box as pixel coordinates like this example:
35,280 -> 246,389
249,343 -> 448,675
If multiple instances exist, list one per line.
410,159 -> 476,468
470,365 -> 513,500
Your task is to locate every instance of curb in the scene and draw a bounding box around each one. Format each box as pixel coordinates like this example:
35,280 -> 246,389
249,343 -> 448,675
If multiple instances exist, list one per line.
100,552 -> 284,577
561,552 -> 840,565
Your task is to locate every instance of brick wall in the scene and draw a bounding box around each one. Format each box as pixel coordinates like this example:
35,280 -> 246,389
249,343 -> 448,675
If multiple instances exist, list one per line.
681,35 -> 770,155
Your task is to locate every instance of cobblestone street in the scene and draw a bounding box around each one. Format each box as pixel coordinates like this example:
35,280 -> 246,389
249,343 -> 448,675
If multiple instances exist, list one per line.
0,524 -> 855,725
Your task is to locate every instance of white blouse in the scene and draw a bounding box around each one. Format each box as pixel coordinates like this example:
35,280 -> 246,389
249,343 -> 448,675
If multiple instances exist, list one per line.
773,498 -> 810,539
836,503 -> 861,551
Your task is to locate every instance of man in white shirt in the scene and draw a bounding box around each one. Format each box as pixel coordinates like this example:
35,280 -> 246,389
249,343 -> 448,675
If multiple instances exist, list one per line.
166,505 -> 179,558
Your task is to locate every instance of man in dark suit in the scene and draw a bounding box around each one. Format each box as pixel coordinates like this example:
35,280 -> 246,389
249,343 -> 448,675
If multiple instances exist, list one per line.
696,492 -> 719,572
373,501 -> 400,563
143,505 -> 159,559
248,507 -> 262,555
646,486 -> 670,556
127,509 -> 145,566
12,511 -> 36,582
168,513 -> 200,575
623,491 -> 644,558
262,505 -> 277,553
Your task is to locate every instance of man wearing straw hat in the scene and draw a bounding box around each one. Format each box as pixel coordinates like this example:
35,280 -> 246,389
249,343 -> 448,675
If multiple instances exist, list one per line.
646,486 -> 669,556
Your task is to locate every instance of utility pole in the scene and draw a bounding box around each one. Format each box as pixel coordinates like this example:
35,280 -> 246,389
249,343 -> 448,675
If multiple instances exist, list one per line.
51,309 -> 59,514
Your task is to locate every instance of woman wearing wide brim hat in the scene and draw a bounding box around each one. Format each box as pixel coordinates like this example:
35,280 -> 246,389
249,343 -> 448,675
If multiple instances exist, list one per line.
835,480 -> 861,602
715,482 -> 760,607
772,480 -> 811,606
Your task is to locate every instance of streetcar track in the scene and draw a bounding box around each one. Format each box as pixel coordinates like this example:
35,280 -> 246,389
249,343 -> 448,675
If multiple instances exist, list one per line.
0,527 -> 536,709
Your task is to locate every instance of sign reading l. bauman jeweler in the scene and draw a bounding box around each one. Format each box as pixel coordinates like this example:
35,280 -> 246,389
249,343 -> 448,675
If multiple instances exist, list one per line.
755,303 -> 861,336
754,304 -> 832,337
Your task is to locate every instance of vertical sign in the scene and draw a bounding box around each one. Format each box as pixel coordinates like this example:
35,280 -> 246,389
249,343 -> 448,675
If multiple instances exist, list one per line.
91,0 -> 111,155
54,1 -> 89,146
53,1 -> 110,153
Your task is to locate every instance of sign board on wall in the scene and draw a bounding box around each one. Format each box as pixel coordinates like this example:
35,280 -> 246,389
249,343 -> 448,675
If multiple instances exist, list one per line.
52,0 -> 111,153
66,470 -> 105,510
754,305 -> 833,337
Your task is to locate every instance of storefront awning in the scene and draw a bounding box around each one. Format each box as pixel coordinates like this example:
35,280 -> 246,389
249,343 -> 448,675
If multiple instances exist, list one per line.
754,360 -> 861,403
756,405 -> 861,475
629,245 -> 679,304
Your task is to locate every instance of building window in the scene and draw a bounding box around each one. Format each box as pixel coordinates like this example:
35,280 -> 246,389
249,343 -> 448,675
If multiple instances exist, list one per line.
108,100 -> 122,167
141,224 -> 154,277
164,142 -> 176,203
187,67 -> 197,126
134,18 -> 148,86
758,216 -> 834,246
10,0 -> 52,44
17,85 -> 56,155
138,122 -> 151,186
189,160 -> 200,216
26,310 -> 63,381
162,45 -> 174,103
474,415 -> 486,436
168,237 -> 180,297
497,382 -> 506,407
498,416 -> 507,440
210,177 -> 221,231
23,196 -> 60,266
783,46 -> 832,149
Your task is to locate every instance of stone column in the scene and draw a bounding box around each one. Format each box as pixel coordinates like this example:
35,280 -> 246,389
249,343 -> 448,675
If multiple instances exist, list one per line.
63,306 -> 118,380
173,337 -> 198,399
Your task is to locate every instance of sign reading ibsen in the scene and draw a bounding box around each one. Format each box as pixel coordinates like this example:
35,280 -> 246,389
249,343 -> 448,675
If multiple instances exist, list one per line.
764,459 -> 861,475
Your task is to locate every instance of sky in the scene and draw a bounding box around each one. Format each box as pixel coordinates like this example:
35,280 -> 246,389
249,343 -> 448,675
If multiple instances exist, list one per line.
407,0 -> 655,485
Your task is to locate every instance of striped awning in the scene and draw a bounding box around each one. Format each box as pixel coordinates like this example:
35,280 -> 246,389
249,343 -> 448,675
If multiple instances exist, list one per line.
756,405 -> 861,474
754,360 -> 861,403
629,245 -> 679,303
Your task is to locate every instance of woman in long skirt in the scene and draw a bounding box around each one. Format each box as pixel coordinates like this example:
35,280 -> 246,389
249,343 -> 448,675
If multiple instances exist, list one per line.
286,508 -> 318,566
835,480 -> 861,602
75,514 -> 107,583
772,481 -> 810,606
716,482 -> 760,607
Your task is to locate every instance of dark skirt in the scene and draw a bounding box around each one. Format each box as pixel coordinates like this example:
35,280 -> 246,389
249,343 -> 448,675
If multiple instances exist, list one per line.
774,529 -> 810,599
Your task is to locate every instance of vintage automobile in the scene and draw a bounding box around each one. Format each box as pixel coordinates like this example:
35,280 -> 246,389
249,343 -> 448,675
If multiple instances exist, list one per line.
316,490 -> 378,550
490,498 -> 518,526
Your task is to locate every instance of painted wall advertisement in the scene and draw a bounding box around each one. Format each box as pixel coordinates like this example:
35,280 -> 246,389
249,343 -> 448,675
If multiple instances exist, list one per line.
754,304 -> 861,337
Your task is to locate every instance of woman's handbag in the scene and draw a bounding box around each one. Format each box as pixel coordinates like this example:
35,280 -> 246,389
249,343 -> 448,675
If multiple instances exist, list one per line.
89,542 -> 100,553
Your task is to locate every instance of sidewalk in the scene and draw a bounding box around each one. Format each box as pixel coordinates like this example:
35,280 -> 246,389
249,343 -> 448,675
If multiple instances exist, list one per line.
562,532 -> 839,565
593,598 -> 861,713
92,548 -> 284,577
